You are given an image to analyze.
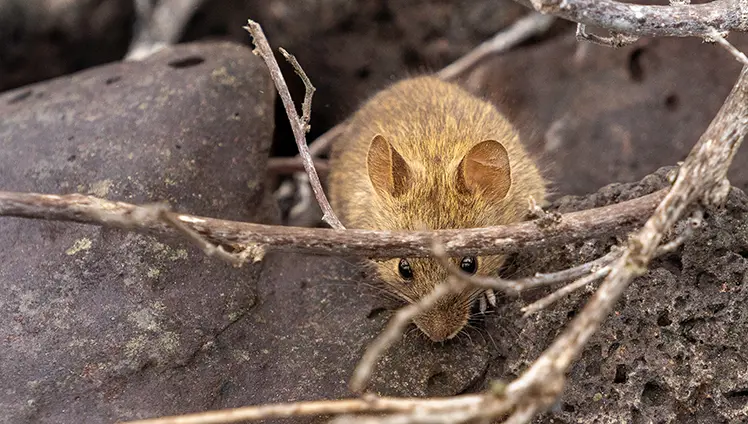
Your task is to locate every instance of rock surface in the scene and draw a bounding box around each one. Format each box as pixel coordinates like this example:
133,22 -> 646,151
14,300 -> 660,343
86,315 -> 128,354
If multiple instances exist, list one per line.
0,41 -> 277,423
483,169 -> 748,423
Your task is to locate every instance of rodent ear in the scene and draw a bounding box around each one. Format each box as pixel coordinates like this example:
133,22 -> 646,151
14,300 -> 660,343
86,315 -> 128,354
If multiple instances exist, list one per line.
456,140 -> 511,200
367,134 -> 412,198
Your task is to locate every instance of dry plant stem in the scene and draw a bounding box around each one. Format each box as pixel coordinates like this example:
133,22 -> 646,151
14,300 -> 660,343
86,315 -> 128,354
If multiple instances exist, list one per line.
521,265 -> 611,316
279,47 -> 315,131
122,395 -> 487,424
437,242 -> 620,293
523,210 -> 702,316
513,0 -> 748,37
656,210 -> 703,254
159,209 -> 244,267
127,0 -> 206,60
575,24 -> 639,48
513,249 -> 619,291
350,278 -> 464,393
244,20 -> 344,230
0,189 -> 665,259
267,157 -> 330,176
707,28 -> 748,66
437,13 -> 555,80
505,64 -> 748,418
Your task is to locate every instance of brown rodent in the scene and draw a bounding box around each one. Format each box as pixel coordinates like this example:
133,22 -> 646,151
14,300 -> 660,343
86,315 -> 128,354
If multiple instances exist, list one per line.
328,76 -> 546,342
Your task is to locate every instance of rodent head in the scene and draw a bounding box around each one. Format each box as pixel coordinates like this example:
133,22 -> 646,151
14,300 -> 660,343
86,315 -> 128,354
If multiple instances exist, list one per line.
366,134 -> 519,342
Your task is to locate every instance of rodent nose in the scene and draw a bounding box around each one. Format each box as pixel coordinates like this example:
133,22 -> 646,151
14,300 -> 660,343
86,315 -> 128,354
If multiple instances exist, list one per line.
417,322 -> 463,342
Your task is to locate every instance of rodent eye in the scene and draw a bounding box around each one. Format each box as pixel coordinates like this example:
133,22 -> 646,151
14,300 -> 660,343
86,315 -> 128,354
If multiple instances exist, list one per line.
398,258 -> 413,280
460,256 -> 477,274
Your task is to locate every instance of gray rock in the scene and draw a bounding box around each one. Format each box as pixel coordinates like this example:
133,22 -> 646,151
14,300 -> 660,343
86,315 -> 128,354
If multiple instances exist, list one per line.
480,168 -> 748,423
0,41 -> 277,423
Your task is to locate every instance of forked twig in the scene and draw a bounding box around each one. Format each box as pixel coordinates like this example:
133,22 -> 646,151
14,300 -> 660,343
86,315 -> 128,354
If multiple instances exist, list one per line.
523,209 -> 705,316
279,47 -> 315,132
244,20 -> 344,230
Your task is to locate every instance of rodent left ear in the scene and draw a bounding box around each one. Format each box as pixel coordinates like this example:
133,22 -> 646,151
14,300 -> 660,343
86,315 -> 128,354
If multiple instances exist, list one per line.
456,140 -> 511,200
367,134 -> 412,198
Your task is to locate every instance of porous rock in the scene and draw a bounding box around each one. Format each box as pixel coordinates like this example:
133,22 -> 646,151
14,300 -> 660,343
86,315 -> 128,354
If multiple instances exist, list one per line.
479,168 -> 748,423
0,41 -> 276,423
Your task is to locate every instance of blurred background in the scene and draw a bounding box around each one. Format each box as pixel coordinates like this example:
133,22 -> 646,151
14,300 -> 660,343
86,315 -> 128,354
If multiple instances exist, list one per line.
2,0 -> 747,196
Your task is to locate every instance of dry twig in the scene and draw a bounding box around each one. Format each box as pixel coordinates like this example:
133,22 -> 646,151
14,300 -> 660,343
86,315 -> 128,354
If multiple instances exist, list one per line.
514,0 -> 748,37
122,395 -> 488,424
244,20 -> 344,230
521,264 -> 611,316
279,47 -> 315,132
0,189 -> 665,259
522,209 -> 704,316
158,207 -> 246,267
349,276 -> 464,393
267,157 -> 330,176
575,24 -> 639,48
705,28 -> 748,66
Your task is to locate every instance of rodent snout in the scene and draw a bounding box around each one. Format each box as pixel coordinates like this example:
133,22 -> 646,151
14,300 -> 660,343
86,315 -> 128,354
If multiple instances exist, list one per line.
412,300 -> 470,342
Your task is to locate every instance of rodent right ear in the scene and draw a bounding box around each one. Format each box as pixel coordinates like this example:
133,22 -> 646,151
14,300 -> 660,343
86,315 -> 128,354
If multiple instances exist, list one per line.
456,140 -> 512,200
367,134 -> 412,198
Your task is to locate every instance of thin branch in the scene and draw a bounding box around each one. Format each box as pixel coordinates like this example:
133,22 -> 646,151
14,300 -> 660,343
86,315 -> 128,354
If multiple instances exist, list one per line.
437,12 -> 556,81
575,24 -> 639,48
158,208 -> 246,267
522,209 -> 703,316
510,249 -> 619,292
279,47 -> 315,132
267,157 -> 330,176
436,241 -> 620,293
706,28 -> 748,66
349,277 -> 464,393
521,265 -> 611,316
513,0 -> 748,37
122,394 -> 487,424
243,20 -> 344,230
0,189 -> 665,259
655,210 -> 703,255
127,0 -> 206,61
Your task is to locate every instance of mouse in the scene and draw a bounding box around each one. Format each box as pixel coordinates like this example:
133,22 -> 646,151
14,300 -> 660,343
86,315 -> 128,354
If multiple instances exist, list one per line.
328,76 -> 546,342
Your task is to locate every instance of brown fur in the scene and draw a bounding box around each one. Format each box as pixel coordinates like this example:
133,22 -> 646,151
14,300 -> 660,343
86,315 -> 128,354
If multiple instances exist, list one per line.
328,76 -> 546,342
